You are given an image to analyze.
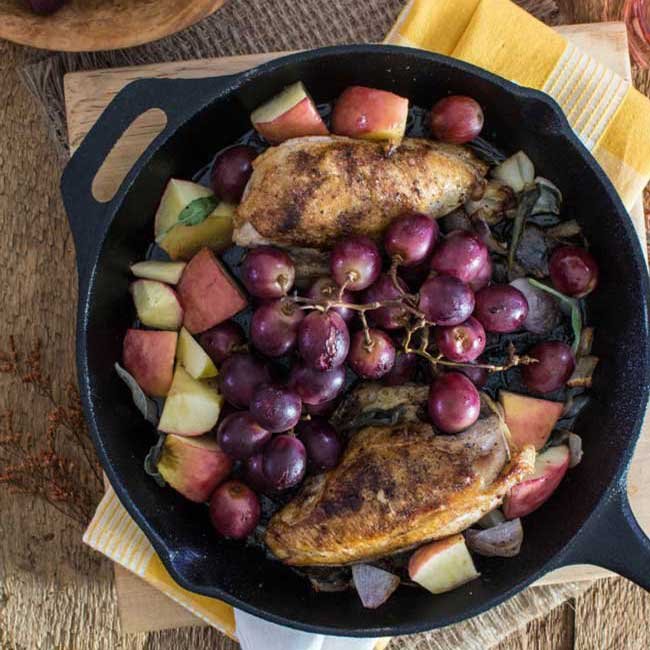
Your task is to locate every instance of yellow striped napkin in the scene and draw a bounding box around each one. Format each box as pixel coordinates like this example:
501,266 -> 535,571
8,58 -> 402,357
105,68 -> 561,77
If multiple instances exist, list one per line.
84,488 -> 391,648
386,0 -> 650,210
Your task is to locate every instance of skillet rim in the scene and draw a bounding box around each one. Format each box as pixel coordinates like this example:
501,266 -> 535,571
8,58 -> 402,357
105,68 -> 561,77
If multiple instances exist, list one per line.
70,43 -> 650,636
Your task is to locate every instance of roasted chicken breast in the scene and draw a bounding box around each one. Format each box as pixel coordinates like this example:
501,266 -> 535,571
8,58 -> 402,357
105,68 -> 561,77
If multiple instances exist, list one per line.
265,415 -> 535,566
235,136 -> 488,249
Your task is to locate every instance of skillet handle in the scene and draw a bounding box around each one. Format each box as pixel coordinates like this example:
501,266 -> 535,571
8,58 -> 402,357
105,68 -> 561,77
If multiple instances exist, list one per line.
60,76 -> 237,290
556,481 -> 650,591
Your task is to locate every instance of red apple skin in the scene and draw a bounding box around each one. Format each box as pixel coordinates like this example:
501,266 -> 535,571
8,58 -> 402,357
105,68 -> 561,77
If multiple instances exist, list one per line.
500,390 -> 564,451
157,434 -> 232,503
503,445 -> 570,519
254,97 -> 328,144
122,329 -> 177,397
331,86 -> 409,142
177,247 -> 248,334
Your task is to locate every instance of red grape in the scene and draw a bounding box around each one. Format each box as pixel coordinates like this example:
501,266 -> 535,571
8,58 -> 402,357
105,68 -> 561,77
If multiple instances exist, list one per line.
28,0 -> 64,14
242,453 -> 272,493
209,480 -> 260,539
219,353 -> 271,408
474,284 -> 529,333
298,310 -> 350,371
263,435 -> 307,490
428,372 -> 481,433
241,247 -> 295,298
306,276 -> 356,322
199,321 -> 245,364
549,246 -> 599,297
305,398 -> 340,416
509,278 -> 560,335
398,256 -> 432,291
522,341 -> 575,394
250,299 -> 304,357
418,275 -> 475,326
430,95 -> 484,144
435,316 -> 486,362
430,230 -> 489,285
250,384 -> 302,433
288,363 -> 346,405
217,411 -> 271,460
330,236 -> 381,291
296,417 -> 343,472
457,363 -> 489,388
210,145 -> 257,202
382,351 -> 418,386
469,256 -> 492,292
363,273 -> 409,330
347,329 -> 396,379
384,212 -> 439,266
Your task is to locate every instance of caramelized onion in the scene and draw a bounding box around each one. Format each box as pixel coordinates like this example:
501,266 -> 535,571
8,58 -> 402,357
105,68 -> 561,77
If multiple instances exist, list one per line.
352,564 -> 400,609
465,519 -> 524,557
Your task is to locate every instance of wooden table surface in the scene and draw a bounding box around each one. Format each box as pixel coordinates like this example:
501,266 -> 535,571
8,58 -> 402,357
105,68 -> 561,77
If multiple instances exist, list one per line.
0,1 -> 649,648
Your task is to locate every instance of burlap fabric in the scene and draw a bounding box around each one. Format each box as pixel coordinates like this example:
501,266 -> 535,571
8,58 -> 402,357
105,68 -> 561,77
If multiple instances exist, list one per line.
17,1 -> 585,648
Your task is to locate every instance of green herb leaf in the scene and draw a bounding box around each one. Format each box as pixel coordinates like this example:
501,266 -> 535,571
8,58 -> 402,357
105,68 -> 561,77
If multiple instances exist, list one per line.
528,278 -> 582,353
156,195 -> 218,242
508,186 -> 540,278
144,433 -> 167,487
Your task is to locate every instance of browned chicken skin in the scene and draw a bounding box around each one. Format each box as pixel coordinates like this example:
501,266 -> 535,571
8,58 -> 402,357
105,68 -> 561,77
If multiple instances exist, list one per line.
265,414 -> 535,566
235,136 -> 488,249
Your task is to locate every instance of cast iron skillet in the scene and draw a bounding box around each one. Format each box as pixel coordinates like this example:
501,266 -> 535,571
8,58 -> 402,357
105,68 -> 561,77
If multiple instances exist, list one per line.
61,45 -> 650,637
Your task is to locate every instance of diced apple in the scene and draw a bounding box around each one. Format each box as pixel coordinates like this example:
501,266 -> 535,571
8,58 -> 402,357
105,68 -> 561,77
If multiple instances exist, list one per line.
130,279 -> 183,330
408,534 -> 479,595
122,329 -> 177,397
177,247 -> 248,334
503,445 -> 570,519
176,327 -> 218,379
130,260 -> 186,285
158,202 -> 235,261
158,365 -> 224,436
251,81 -> 329,144
154,179 -> 215,239
157,434 -> 232,503
499,390 -> 564,451
331,86 -> 409,143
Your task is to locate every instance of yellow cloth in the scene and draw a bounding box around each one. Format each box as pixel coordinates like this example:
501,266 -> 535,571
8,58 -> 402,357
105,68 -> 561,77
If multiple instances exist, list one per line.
386,0 -> 650,210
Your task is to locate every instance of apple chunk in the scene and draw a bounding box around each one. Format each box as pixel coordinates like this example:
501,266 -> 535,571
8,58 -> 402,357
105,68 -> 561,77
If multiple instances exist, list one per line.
158,365 -> 224,436
154,178 -> 214,239
130,279 -> 183,330
332,86 -> 409,143
158,202 -> 235,262
408,534 -> 479,595
157,434 -> 232,503
177,247 -> 248,334
503,445 -> 570,519
499,390 -> 564,451
251,81 -> 329,144
130,260 -> 186,285
176,327 -> 218,379
122,329 -> 177,397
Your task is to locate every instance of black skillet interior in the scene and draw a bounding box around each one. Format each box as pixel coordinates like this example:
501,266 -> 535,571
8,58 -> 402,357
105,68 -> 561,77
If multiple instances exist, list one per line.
61,45 -> 650,636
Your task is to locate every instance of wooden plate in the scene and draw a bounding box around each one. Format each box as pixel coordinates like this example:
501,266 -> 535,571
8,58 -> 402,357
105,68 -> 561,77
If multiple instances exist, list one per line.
0,0 -> 225,52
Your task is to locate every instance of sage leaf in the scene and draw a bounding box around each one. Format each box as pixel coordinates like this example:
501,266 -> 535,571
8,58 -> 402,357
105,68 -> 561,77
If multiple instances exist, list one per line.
156,195 -> 218,242
144,433 -> 167,487
115,362 -> 159,425
528,279 -> 582,353
508,186 -> 540,278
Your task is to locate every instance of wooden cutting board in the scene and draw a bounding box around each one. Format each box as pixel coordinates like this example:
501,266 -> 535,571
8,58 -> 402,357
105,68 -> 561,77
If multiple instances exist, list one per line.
63,21 -> 650,635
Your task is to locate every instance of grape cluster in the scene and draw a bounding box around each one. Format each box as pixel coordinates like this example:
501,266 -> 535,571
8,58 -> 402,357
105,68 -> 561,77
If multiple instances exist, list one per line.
205,208 -> 598,539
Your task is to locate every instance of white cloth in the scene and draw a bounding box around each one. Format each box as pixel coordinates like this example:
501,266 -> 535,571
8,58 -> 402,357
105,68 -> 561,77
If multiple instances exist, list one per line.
234,609 -> 380,650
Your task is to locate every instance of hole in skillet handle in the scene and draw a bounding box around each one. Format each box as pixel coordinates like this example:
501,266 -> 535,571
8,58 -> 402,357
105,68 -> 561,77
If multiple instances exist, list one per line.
91,108 -> 168,204
553,479 -> 650,592
60,75 -> 238,295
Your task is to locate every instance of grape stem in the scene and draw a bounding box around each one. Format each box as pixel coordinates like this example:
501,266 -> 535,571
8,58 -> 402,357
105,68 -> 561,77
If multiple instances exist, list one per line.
388,258 -> 418,305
